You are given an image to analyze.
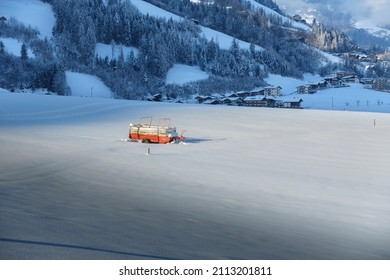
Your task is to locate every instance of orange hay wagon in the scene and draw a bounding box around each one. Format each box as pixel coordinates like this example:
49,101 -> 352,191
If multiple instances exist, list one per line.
129,117 -> 185,144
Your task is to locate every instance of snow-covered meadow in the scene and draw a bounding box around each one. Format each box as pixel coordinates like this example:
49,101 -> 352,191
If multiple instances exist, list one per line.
1,89 -> 390,259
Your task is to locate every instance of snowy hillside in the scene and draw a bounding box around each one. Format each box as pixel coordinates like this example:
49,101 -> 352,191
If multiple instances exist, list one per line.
1,93 -> 390,259
1,0 -> 360,101
65,72 -> 112,98
246,0 -> 310,30
129,0 -> 264,50
276,0 -> 390,47
354,20 -> 390,39
0,0 -> 55,39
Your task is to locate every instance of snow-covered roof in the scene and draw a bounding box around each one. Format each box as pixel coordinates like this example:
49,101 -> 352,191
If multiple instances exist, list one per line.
244,96 -> 266,101
223,97 -> 243,102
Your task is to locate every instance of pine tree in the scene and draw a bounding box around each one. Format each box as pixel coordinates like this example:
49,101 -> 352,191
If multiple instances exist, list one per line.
21,43 -> 28,60
0,41 -> 5,55
127,50 -> 135,69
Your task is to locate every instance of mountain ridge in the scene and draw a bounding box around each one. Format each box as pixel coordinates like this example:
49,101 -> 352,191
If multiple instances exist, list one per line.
275,0 -> 390,49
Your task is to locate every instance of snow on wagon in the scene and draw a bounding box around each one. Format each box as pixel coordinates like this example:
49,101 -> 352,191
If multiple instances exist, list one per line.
129,117 -> 185,144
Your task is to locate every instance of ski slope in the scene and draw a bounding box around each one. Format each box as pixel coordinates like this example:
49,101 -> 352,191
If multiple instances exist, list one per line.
1,92 -> 389,259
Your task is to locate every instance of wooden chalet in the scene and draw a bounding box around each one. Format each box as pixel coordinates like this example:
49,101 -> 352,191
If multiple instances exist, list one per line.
283,99 -> 303,108
341,75 -> 359,83
373,78 -> 390,92
227,93 -> 238,98
324,77 -> 343,88
360,78 -> 374,85
243,96 -> 268,107
203,99 -> 221,105
194,95 -> 212,104
151,93 -> 163,102
266,98 -> 283,108
333,71 -> 356,78
318,80 -> 328,89
235,91 -> 250,98
235,88 -> 265,98
146,93 -> 163,102
223,97 -> 244,106
249,88 -> 266,96
297,84 -> 317,94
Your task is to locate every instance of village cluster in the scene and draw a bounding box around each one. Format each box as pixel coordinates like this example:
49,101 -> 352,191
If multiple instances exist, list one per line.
193,86 -> 303,109
146,71 -> 390,109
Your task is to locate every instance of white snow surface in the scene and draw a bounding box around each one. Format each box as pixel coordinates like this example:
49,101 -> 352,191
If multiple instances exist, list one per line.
0,0 -> 55,39
65,71 -> 112,98
166,64 -> 209,85
0,37 -> 35,58
130,0 -> 182,21
200,26 -> 263,51
1,92 -> 390,259
95,43 -> 139,61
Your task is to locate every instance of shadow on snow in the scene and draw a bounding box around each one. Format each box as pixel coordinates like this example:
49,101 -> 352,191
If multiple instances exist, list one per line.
0,237 -> 177,260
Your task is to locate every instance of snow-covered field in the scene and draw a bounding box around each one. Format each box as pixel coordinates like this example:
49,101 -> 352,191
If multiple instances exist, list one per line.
1,90 -> 390,259
1,0 -> 390,260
